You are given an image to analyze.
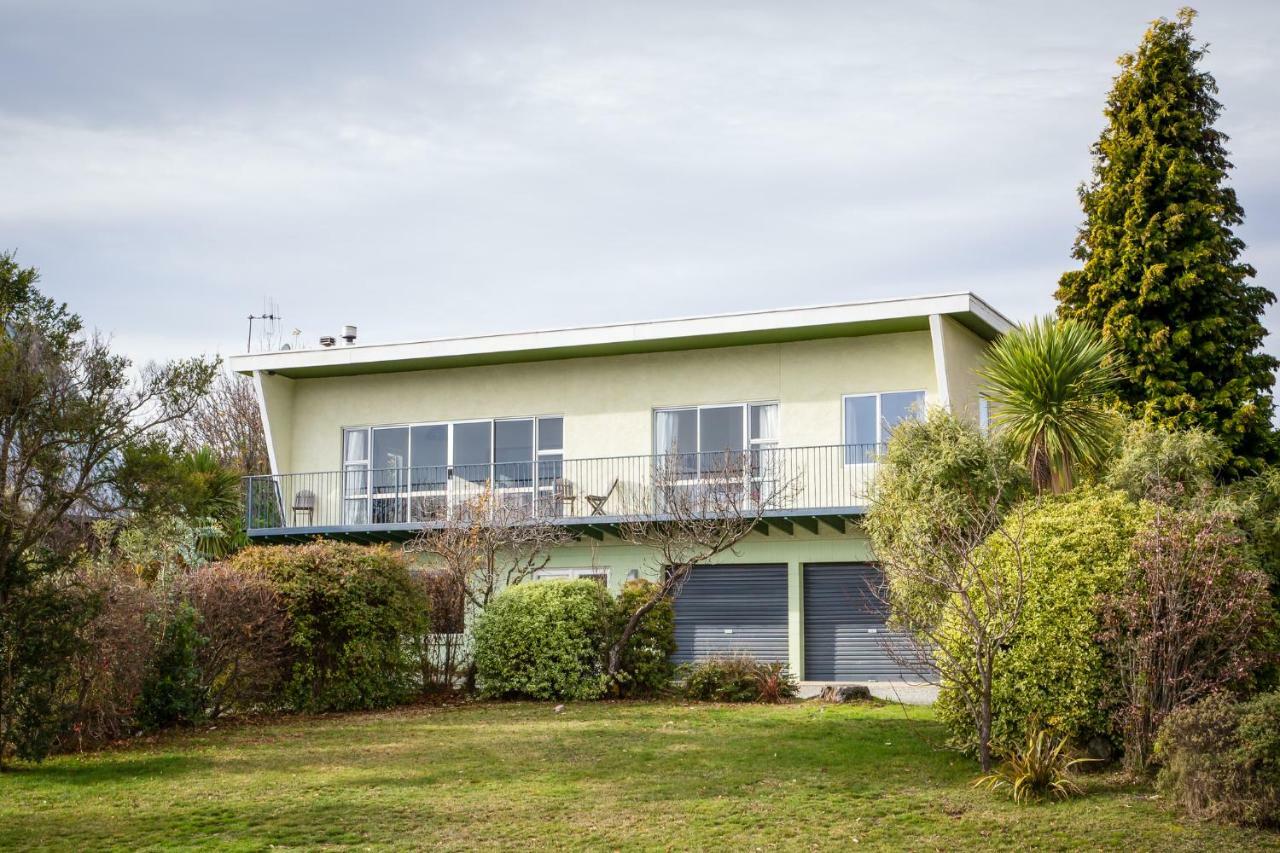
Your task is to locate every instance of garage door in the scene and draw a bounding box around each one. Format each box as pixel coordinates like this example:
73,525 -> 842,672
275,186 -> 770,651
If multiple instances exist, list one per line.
803,563 -> 911,681
672,564 -> 789,664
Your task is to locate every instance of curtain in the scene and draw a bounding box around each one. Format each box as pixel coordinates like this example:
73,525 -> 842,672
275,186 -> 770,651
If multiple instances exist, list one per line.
655,410 -> 679,455
343,428 -> 368,463
756,403 -> 779,443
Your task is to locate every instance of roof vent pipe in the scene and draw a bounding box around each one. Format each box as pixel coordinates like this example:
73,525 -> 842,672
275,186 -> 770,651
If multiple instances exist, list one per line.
319,335 -> 336,348
342,325 -> 358,346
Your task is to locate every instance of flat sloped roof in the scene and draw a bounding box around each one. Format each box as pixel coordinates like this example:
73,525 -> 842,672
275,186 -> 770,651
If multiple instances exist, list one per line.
229,291 -> 1013,379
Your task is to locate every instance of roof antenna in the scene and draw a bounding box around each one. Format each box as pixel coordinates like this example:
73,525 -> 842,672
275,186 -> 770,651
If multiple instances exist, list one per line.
246,298 -> 283,352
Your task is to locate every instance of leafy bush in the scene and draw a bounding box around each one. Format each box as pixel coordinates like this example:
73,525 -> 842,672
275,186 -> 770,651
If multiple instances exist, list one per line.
473,580 -> 612,700
137,601 -> 207,730
680,655 -> 798,703
408,569 -> 469,692
974,728 -> 1096,804
1103,421 -> 1226,503
178,564 -> 291,717
1156,691 -> 1280,827
936,488 -> 1148,753
224,542 -> 427,712
608,579 -> 677,697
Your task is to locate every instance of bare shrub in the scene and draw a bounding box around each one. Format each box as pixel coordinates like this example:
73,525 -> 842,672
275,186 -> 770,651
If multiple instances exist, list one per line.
61,569 -> 158,749
178,563 -> 291,717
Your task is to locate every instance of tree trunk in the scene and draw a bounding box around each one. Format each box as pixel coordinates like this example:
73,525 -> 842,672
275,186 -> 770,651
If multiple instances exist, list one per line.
606,593 -> 661,679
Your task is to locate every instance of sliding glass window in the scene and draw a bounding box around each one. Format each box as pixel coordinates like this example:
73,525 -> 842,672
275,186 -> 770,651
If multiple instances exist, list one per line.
653,402 -> 778,477
842,391 -> 925,463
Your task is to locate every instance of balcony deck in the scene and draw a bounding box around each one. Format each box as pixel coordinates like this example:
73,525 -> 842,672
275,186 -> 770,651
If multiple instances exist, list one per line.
245,443 -> 882,543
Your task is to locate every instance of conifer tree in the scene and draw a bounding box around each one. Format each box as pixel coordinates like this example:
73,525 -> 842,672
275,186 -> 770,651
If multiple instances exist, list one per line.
1056,8 -> 1277,474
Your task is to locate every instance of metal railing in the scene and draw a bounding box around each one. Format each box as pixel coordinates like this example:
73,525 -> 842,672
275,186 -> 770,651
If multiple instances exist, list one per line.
244,443 -> 884,532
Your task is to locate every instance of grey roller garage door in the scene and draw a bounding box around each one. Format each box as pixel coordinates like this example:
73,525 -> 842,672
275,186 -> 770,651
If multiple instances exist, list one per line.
672,564 -> 789,664
803,563 -> 911,681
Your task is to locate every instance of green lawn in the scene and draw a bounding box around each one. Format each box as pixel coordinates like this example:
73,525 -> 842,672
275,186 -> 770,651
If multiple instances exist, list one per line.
2,701 -> 1276,851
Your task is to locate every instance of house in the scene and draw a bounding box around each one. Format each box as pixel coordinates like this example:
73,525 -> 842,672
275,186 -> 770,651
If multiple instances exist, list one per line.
229,292 -> 1010,684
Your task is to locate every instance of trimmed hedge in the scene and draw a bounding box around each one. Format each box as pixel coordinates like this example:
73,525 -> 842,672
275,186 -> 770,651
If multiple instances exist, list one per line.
473,580 -> 613,700
225,542 -> 427,712
1156,691 -> 1280,827
936,488 -> 1149,752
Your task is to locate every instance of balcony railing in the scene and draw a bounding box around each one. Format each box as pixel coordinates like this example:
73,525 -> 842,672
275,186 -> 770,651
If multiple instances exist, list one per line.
244,443 -> 885,533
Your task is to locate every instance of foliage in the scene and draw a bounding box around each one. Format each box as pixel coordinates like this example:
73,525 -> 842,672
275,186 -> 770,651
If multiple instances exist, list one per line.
935,488 -> 1146,755
867,408 -> 1032,771
225,542 -> 427,712
472,580 -> 613,700
1100,501 -> 1275,773
0,251 -> 216,766
137,602 -> 207,730
407,569 -> 469,691
1155,691 -> 1280,827
0,559 -> 97,767
680,655 -> 798,703
973,728 -> 1095,804
60,568 -> 158,749
1055,10 -> 1277,474
608,579 -> 676,697
1102,421 -> 1226,502
177,564 -> 291,717
979,316 -> 1121,493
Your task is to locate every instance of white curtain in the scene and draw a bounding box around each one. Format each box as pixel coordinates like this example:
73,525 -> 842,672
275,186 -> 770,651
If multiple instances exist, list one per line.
654,410 -> 679,455
756,403 -> 779,443
343,428 -> 368,463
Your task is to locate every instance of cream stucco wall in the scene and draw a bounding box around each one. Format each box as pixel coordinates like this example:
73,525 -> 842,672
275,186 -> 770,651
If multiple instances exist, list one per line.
938,316 -> 991,423
272,330 -> 939,474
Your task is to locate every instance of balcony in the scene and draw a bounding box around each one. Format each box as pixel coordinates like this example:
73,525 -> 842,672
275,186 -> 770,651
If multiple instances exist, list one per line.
244,443 -> 884,541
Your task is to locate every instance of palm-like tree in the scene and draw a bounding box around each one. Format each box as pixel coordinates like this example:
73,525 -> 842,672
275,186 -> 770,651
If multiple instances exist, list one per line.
980,317 -> 1120,493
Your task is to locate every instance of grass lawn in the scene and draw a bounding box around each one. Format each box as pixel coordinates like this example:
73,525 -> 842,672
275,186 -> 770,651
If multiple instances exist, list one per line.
2,700 -> 1276,851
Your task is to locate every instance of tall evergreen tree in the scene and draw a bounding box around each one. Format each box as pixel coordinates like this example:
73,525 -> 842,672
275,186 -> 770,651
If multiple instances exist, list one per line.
1056,8 -> 1277,474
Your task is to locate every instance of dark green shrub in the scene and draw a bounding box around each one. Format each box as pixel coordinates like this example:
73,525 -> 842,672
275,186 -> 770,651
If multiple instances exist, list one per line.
225,542 -> 427,712
935,488 -> 1148,753
1156,691 -> 1280,827
608,579 -> 676,697
473,580 -> 612,700
137,602 -> 206,730
680,655 -> 798,703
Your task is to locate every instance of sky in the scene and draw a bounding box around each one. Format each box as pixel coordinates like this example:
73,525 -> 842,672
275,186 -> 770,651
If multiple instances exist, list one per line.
2,1 -> 1278,366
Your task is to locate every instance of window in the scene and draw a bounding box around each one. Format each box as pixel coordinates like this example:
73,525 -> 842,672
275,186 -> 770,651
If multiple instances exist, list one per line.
979,396 -> 991,435
843,391 -> 926,463
340,416 -> 564,522
533,567 -> 608,585
653,402 -> 778,475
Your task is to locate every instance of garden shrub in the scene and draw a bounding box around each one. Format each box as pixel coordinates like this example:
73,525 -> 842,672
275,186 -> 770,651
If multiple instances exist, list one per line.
472,579 -> 612,700
408,569 -> 469,692
1156,691 -> 1280,827
680,655 -> 798,703
224,542 -> 427,712
137,601 -> 207,730
935,488 -> 1148,753
608,579 -> 677,697
61,568 -> 158,748
178,563 -> 291,717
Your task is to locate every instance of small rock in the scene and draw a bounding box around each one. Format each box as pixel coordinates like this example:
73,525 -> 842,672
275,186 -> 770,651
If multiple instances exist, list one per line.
553,704 -> 565,714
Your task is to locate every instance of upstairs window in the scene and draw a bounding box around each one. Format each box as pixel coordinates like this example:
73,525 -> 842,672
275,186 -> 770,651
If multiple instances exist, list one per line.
654,402 -> 778,475
843,391 -> 925,463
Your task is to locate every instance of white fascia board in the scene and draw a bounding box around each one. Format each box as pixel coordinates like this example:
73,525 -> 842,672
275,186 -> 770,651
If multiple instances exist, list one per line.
228,291 -> 1000,375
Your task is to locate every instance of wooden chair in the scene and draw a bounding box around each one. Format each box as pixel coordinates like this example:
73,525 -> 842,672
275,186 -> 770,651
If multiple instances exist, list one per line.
584,478 -> 618,516
292,489 -> 316,526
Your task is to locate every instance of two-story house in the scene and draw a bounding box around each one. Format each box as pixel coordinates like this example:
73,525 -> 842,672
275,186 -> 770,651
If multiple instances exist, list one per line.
229,292 -> 1010,685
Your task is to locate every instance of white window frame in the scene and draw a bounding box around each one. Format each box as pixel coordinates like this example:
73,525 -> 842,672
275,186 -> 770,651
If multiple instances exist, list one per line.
841,390 -> 927,465
341,415 -> 564,522
533,567 -> 608,584
651,401 -> 780,457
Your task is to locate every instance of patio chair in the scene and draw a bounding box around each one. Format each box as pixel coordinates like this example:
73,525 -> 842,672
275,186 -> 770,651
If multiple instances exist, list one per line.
292,489 -> 316,526
584,478 -> 618,516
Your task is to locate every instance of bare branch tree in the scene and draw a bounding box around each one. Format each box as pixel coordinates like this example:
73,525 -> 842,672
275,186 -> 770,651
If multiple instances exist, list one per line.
404,486 -> 574,614
171,371 -> 269,475
606,449 -> 799,681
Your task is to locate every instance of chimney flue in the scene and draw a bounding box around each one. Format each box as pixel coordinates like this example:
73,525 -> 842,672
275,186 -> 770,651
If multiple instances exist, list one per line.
342,325 -> 358,346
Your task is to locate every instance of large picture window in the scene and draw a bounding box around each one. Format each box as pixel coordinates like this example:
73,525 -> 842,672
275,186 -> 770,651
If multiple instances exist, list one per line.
842,391 -> 925,463
341,415 -> 563,523
653,402 -> 778,485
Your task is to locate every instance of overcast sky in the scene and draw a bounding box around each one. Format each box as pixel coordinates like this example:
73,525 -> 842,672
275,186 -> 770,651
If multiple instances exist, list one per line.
2,1 -> 1278,365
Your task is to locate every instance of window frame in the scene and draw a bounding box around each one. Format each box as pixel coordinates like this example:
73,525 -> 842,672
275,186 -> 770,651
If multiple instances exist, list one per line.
532,567 -> 608,585
651,401 -> 780,456
840,390 -> 927,465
